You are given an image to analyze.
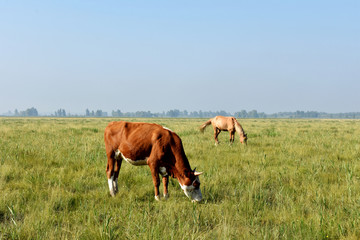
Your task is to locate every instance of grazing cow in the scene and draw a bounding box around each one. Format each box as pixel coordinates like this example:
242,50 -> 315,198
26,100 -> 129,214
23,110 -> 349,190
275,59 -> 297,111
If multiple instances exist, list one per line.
104,121 -> 203,202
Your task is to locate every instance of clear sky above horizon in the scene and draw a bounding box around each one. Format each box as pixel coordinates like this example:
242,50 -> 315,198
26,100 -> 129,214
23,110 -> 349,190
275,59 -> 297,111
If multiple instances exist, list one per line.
1,0 -> 359,115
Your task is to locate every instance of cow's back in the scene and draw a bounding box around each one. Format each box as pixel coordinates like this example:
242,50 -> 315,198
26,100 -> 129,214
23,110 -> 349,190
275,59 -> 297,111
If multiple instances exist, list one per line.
104,121 -> 173,161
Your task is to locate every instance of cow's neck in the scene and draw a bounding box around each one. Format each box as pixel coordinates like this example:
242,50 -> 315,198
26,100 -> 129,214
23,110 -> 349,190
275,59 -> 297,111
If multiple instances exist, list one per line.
169,143 -> 193,183
172,158 -> 192,183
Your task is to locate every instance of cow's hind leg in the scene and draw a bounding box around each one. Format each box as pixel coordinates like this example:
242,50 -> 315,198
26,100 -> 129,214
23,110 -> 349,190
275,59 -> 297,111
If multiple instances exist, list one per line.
106,154 -> 116,196
112,156 -> 123,195
106,149 -> 122,197
162,175 -> 169,199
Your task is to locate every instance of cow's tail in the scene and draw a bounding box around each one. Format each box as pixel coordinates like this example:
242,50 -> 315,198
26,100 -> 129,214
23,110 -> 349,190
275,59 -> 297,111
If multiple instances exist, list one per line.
200,118 -> 213,133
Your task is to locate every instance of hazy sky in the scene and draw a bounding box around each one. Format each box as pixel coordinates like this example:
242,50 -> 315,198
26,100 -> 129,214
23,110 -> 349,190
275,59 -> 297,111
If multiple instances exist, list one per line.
1,1 -> 359,115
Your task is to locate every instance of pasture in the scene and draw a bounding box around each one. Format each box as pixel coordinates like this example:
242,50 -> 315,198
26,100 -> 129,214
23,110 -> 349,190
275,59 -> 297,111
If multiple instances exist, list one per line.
1,117 -> 360,239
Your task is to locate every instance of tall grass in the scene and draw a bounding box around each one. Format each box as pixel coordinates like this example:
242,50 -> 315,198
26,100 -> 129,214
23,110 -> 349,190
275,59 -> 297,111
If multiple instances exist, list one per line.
1,118 -> 360,239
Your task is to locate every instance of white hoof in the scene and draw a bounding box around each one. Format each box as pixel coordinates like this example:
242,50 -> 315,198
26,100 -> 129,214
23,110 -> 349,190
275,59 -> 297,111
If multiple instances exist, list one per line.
113,181 -> 118,194
155,195 -> 160,201
163,193 -> 169,200
109,190 -> 116,197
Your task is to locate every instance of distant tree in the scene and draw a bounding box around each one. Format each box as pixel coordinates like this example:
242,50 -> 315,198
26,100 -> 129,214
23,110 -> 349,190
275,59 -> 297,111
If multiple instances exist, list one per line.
95,110 -> 103,117
86,109 -> 90,117
241,110 -> 248,118
167,109 -> 180,118
55,109 -> 66,117
198,110 -> 204,118
16,107 -> 38,117
258,112 -> 266,118
306,111 -> 319,118
23,107 -> 38,117
217,110 -> 228,116
295,111 -> 304,118
235,110 -> 247,118
247,110 -> 258,118
112,110 -> 122,117
135,111 -> 153,118
189,111 -> 199,118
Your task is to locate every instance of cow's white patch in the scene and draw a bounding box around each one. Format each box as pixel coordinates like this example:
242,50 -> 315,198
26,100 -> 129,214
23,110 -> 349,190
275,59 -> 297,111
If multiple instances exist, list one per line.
159,167 -> 168,176
179,177 -> 202,202
180,183 -> 195,192
108,176 -> 115,196
115,149 -> 148,166
114,149 -> 121,160
162,126 -> 173,132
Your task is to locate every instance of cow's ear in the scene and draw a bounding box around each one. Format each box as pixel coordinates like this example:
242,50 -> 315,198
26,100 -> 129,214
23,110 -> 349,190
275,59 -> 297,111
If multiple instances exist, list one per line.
194,171 -> 203,176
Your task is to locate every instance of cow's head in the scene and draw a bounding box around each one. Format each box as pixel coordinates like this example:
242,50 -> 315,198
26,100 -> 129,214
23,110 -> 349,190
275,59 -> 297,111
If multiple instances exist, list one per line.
179,169 -> 203,202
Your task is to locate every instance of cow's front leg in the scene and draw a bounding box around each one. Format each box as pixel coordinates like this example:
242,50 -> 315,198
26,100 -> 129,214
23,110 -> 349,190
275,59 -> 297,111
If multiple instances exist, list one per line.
153,174 -> 161,201
149,164 -> 161,201
162,175 -> 169,199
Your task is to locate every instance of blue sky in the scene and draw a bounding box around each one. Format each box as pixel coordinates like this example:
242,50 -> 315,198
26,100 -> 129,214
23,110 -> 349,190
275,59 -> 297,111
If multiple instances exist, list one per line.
1,0 -> 359,114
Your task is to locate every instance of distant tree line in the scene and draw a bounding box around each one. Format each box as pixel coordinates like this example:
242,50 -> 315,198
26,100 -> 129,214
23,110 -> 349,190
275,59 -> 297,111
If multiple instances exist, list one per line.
85,109 -> 108,117
260,111 -> 360,119
2,107 -> 360,119
112,109 -> 360,119
12,107 -> 39,117
111,109 -> 230,118
55,109 -> 66,117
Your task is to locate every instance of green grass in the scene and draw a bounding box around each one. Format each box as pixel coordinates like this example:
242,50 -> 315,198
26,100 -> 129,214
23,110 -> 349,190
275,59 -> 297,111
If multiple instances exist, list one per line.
1,118 -> 360,239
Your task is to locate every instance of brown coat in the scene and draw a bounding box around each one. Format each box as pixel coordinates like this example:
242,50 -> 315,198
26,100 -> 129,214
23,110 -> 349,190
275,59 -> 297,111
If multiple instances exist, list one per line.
104,121 -> 203,201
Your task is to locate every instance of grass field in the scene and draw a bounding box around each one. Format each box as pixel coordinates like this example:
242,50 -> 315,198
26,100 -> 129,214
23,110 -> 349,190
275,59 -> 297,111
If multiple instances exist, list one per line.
1,117 -> 360,239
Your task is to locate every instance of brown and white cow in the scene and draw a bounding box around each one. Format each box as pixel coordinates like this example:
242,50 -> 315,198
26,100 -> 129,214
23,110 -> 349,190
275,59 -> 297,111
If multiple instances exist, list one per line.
104,121 -> 203,202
